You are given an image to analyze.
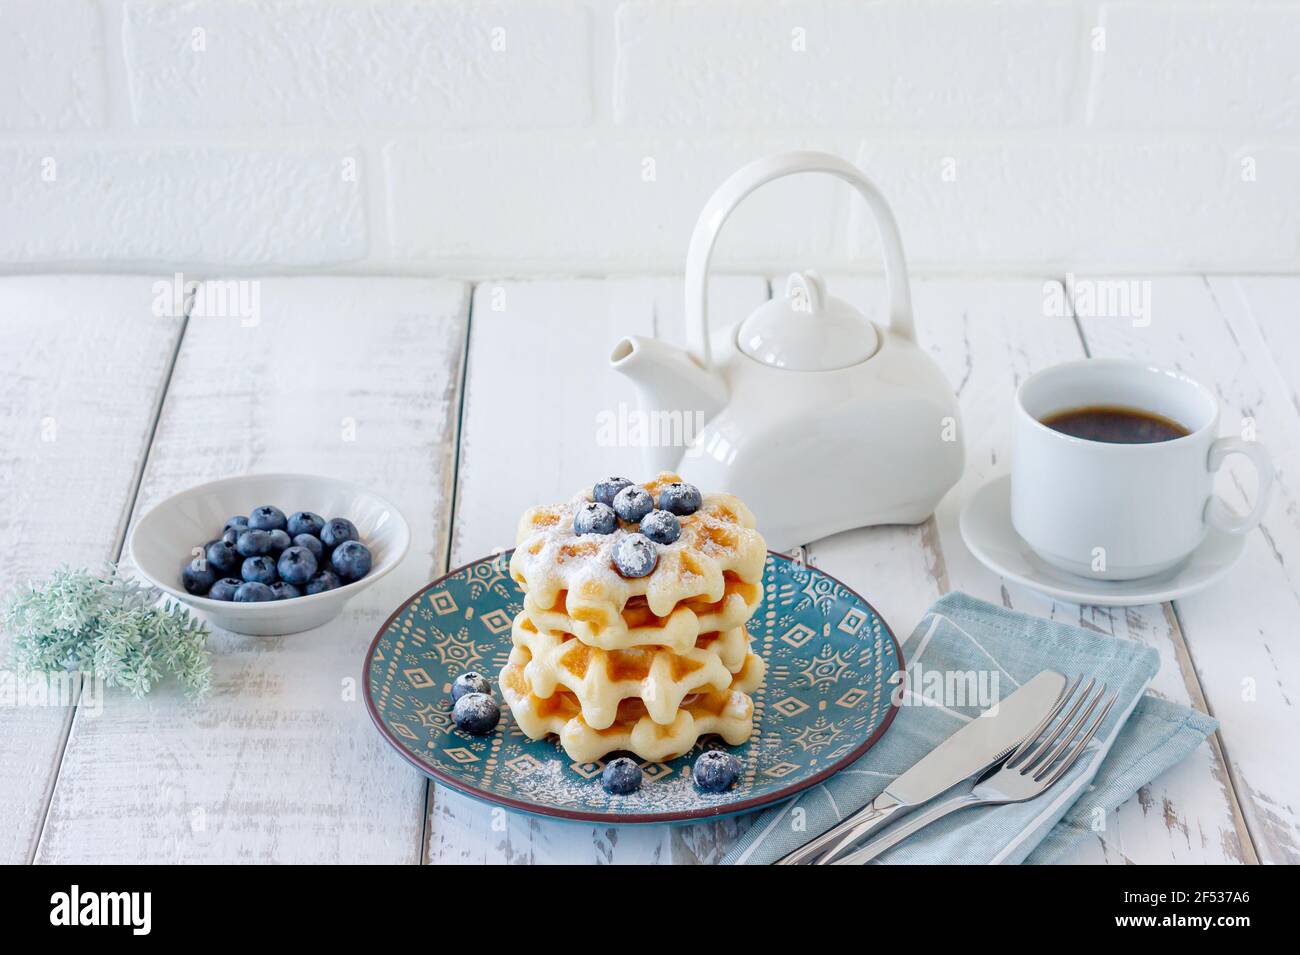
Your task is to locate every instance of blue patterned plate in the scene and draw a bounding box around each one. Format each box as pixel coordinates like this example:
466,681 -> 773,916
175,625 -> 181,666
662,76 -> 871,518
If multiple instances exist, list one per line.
364,551 -> 902,824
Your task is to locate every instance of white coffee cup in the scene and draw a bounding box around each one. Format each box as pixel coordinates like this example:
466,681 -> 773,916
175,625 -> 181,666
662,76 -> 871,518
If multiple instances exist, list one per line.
1011,359 -> 1274,580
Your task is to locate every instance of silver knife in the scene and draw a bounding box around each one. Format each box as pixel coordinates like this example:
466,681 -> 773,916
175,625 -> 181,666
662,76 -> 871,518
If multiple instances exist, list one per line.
775,669 -> 1067,865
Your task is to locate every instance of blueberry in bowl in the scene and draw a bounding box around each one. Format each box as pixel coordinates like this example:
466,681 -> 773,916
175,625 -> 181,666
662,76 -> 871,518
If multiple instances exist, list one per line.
181,558 -> 216,595
241,555 -> 278,586
248,505 -> 287,532
235,529 -> 275,558
292,533 -> 324,561
277,546 -> 318,586
330,540 -> 372,582
287,511 -> 325,538
305,570 -> 341,595
207,577 -> 242,601
269,581 -> 302,600
234,581 -> 275,602
320,518 -> 358,551
129,474 -> 409,636
204,539 -> 241,576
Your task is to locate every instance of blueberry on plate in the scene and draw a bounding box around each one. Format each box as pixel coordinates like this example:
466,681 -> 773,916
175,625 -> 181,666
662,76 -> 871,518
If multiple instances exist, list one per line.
612,533 -> 657,578
221,527 -> 242,545
601,757 -> 643,795
693,750 -> 741,792
233,581 -> 275,602
235,528 -> 275,558
181,558 -> 216,595
207,577 -> 242,601
266,529 -> 292,553
269,581 -> 301,600
205,539 -> 241,576
593,477 -> 633,506
224,516 -> 249,532
639,509 -> 681,545
451,671 -> 491,702
287,511 -> 325,538
612,485 -> 654,523
330,540 -> 372,582
657,482 -> 702,516
277,545 -> 318,586
241,555 -> 279,585
452,692 -> 500,736
320,518 -> 359,550
305,570 -> 341,595
248,505 -> 287,532
573,501 -> 617,535
292,533 -> 324,560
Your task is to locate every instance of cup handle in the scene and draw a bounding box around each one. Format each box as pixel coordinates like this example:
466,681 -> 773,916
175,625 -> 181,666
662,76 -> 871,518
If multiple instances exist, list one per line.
1204,437 -> 1274,535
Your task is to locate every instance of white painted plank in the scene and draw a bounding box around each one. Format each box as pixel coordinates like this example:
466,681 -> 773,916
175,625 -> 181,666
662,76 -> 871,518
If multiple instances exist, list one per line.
34,277 -> 469,864
819,275 -> 1248,864
426,276 -> 769,864
0,275 -> 184,864
1080,276 -> 1300,864
1222,277 -> 1300,414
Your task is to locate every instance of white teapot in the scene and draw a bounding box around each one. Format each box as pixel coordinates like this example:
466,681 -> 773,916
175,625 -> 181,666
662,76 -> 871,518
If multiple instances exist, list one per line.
611,152 -> 964,552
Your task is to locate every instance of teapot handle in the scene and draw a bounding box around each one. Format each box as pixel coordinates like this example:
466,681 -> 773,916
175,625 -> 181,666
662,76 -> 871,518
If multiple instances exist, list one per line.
685,151 -> 914,370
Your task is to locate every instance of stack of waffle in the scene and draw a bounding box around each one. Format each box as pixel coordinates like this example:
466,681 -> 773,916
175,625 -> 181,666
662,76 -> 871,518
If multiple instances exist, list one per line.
500,474 -> 767,763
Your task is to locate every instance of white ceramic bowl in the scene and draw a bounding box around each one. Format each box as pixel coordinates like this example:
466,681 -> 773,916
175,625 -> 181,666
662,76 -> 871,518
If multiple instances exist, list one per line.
129,473 -> 410,636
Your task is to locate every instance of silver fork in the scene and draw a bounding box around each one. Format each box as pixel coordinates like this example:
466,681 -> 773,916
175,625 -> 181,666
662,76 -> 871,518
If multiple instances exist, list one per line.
830,676 -> 1117,865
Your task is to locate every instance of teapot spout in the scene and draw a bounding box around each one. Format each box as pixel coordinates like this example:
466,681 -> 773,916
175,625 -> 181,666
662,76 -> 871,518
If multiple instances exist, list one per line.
610,336 -> 728,472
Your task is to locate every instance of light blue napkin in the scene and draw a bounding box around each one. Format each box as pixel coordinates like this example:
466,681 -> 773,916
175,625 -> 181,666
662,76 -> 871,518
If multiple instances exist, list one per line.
722,592 -> 1218,865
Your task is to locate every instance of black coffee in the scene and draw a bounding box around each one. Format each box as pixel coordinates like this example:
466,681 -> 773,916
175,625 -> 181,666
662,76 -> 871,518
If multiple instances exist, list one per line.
1040,405 -> 1190,444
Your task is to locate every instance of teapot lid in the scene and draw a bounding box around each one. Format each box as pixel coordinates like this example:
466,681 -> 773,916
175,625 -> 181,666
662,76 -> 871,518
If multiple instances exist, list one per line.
737,271 -> 880,371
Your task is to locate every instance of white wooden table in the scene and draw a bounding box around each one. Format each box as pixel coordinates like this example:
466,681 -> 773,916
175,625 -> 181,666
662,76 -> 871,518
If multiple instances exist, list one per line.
1,272 -> 1295,865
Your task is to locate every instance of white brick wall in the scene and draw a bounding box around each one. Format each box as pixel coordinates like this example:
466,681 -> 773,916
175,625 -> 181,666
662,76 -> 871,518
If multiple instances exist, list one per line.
850,139 -> 1300,271
0,0 -> 106,130
385,135 -> 847,267
1,0 -> 1298,274
123,0 -> 591,128
614,0 -> 1078,128
0,144 -> 364,264
1088,3 -> 1300,132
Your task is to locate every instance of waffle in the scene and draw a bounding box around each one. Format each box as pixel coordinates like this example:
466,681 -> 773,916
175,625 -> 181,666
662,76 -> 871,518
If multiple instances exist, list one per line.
510,473 -> 767,643
521,573 -> 761,652
501,651 -> 767,763
508,611 -> 751,729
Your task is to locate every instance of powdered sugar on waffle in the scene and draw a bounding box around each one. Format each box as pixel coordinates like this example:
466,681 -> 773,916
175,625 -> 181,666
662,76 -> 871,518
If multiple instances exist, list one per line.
509,473 -> 766,621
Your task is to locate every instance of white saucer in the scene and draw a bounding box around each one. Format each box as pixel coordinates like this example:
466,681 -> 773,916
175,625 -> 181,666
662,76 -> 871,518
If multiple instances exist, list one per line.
959,474 -> 1247,607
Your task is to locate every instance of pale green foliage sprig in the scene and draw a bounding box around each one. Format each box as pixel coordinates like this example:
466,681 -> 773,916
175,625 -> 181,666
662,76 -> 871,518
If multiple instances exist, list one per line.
4,566 -> 212,698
